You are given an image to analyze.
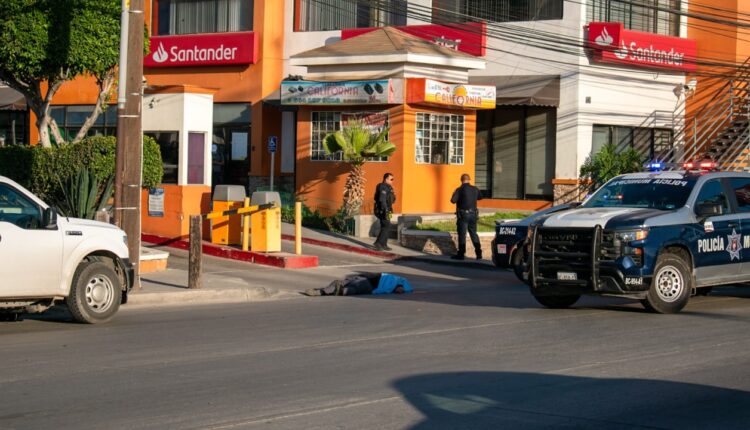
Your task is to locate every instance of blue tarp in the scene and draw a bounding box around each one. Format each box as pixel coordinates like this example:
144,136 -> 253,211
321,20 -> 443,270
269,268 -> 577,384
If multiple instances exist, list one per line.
372,273 -> 413,295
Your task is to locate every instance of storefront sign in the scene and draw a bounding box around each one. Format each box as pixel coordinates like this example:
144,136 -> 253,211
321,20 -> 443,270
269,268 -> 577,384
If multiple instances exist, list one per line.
148,188 -> 164,217
341,111 -> 388,132
280,80 -> 396,105
587,22 -> 696,72
408,78 -> 496,109
144,32 -> 258,67
342,22 -> 486,57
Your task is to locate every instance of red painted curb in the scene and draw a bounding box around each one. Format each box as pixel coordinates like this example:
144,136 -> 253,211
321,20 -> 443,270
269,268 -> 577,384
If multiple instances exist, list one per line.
142,234 -> 318,269
281,234 -> 398,259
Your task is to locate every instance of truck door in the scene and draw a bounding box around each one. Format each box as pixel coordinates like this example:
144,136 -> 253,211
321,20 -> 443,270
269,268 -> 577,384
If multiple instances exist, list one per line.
0,183 -> 64,297
692,178 -> 741,284
728,177 -> 750,276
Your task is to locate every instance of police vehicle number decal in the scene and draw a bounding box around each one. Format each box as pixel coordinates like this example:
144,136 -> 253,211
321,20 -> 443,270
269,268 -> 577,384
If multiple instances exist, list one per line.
625,277 -> 643,286
497,227 -> 516,235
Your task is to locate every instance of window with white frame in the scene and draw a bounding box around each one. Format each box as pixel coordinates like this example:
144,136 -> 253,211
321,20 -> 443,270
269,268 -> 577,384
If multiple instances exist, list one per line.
155,0 -> 253,36
296,0 -> 407,31
588,0 -> 680,36
433,0 -> 563,23
415,113 -> 464,165
310,111 -> 390,162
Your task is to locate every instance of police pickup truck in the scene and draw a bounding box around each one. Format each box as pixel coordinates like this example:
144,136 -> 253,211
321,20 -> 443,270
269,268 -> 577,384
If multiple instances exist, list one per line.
0,176 -> 133,323
528,163 -> 750,314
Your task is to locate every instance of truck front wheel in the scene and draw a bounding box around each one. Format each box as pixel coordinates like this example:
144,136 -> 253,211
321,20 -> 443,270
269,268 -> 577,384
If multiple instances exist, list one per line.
641,253 -> 692,314
66,261 -> 121,324
531,292 -> 580,309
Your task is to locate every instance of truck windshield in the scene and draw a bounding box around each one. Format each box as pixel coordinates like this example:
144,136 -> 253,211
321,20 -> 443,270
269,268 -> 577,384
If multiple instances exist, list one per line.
582,177 -> 694,210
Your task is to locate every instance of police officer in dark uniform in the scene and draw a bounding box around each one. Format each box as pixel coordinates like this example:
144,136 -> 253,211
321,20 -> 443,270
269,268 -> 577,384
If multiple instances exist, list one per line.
374,173 -> 396,251
451,173 -> 483,260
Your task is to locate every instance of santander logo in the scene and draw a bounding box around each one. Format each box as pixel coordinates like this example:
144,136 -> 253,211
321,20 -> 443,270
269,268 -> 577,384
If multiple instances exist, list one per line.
594,27 -> 614,46
152,43 -> 168,63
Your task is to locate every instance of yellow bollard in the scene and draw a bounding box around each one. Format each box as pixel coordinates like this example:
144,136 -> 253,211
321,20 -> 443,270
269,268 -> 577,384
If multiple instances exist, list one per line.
242,197 -> 250,251
295,201 -> 302,255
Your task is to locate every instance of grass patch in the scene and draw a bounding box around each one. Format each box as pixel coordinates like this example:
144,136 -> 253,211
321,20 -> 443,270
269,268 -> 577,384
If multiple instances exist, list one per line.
413,211 -> 530,233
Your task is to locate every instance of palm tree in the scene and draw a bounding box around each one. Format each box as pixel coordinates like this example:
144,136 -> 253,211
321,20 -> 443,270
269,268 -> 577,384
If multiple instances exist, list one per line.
323,120 -> 396,217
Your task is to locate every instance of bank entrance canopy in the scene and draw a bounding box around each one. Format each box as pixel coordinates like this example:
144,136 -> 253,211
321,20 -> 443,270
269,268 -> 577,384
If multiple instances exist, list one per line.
471,75 -> 560,107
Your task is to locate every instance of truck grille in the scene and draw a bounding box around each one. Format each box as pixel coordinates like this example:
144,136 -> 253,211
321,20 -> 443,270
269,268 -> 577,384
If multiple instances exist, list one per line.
532,226 -> 601,287
600,231 -> 619,261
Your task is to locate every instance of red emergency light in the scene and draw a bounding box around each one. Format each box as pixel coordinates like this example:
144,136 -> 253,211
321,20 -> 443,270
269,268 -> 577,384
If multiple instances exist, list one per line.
683,160 -> 717,171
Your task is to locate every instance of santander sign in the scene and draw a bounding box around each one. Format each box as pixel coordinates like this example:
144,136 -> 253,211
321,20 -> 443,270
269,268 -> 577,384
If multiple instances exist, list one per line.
587,22 -> 696,72
145,32 -> 257,68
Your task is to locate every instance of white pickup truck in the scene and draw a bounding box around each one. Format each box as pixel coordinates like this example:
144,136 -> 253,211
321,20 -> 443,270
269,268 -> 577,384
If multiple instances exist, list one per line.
0,176 -> 133,323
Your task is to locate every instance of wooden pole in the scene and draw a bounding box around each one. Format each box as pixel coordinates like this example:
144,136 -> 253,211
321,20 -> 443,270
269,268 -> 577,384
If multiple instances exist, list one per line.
188,215 -> 202,289
295,201 -> 302,255
242,197 -> 250,251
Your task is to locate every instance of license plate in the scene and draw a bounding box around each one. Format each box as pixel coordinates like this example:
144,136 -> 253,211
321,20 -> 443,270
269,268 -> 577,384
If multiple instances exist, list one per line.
557,272 -> 577,281
497,244 -> 507,254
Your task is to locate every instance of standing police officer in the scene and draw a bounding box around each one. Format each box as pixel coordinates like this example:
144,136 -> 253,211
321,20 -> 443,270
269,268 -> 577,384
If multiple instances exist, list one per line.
373,173 -> 396,251
450,173 -> 483,260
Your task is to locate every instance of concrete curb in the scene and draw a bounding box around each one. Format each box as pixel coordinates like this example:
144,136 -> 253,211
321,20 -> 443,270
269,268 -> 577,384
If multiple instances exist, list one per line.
280,234 -> 399,259
142,234 -> 319,269
127,286 -> 301,307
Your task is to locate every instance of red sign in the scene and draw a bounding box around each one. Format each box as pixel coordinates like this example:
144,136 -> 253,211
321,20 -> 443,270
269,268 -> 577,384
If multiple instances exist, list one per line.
342,22 -> 486,57
144,32 -> 258,68
587,22 -> 696,72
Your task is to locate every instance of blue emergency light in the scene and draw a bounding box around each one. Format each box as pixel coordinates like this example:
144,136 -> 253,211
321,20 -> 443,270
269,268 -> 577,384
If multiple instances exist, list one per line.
647,162 -> 664,171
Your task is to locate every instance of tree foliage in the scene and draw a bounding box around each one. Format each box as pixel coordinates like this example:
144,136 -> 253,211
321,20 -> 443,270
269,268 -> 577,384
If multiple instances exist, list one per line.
323,120 -> 396,217
0,0 -> 138,146
579,143 -> 644,192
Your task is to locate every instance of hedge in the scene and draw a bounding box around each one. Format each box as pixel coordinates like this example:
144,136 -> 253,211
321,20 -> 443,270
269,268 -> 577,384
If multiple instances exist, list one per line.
0,135 -> 163,201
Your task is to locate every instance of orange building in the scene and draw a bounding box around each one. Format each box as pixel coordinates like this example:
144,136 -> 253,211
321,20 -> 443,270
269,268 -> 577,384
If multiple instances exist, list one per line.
284,28 -> 496,235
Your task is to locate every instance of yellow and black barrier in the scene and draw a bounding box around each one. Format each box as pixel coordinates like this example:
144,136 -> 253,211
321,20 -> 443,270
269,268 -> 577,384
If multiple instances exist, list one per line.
203,202 -> 276,221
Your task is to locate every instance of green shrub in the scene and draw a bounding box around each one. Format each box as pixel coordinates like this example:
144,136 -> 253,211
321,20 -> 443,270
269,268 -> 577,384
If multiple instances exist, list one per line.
0,135 -> 163,202
280,201 -> 341,231
579,143 -> 643,192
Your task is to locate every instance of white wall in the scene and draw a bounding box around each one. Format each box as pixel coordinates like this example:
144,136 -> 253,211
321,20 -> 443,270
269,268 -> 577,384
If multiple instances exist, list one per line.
142,92 -> 214,186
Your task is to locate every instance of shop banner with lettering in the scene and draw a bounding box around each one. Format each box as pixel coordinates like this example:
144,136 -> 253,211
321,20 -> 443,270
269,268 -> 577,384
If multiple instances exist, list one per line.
342,22 -> 486,57
587,22 -> 696,72
145,32 -> 258,67
408,78 -> 496,109
280,80 -> 397,105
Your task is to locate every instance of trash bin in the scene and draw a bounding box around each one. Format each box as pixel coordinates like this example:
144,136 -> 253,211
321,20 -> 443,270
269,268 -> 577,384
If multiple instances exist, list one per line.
211,185 -> 246,245
250,191 -> 281,252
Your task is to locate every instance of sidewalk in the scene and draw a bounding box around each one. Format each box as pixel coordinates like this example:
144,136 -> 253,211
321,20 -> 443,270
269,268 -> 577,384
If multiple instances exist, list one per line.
129,222 -> 497,308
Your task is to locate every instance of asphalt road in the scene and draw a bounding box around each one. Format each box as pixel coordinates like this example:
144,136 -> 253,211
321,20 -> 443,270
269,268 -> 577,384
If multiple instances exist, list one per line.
3,262 -> 750,429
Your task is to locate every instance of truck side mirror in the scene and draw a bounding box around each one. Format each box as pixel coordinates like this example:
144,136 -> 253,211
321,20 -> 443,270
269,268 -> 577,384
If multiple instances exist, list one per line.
696,202 -> 722,219
42,207 -> 58,229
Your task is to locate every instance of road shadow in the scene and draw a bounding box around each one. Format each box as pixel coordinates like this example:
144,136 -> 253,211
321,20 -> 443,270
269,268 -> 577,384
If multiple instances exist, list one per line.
393,371 -> 750,429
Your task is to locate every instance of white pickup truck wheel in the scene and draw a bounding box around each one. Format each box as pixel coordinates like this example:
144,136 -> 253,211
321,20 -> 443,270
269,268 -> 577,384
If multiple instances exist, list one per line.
66,261 -> 121,324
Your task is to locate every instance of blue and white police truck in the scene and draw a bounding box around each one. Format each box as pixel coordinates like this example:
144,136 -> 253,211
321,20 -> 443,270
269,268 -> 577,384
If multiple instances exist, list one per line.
527,162 -> 750,314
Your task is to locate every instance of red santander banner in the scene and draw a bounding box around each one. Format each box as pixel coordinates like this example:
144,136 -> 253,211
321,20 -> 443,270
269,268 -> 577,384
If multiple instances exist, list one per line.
587,22 -> 696,72
145,32 -> 258,68
342,22 -> 486,57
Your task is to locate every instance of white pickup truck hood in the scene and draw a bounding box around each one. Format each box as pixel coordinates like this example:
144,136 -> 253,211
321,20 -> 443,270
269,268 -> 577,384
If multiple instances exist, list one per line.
541,207 -> 645,228
64,217 -> 120,231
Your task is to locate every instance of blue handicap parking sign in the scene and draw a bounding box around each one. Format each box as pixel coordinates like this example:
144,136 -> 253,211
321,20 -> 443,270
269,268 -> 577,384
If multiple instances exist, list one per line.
268,136 -> 278,153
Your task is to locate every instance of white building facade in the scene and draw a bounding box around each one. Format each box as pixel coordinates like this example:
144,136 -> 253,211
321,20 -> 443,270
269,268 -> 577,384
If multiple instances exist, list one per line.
282,0 -> 692,206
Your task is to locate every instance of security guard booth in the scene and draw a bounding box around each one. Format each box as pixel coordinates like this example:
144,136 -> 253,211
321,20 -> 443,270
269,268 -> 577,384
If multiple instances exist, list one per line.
250,191 -> 281,252
211,185 -> 246,245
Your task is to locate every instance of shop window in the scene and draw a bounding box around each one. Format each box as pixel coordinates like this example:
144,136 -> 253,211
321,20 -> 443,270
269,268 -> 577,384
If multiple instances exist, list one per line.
592,124 -> 673,160
296,0 -> 406,31
155,0 -> 253,36
0,110 -> 29,146
310,111 -> 390,162
415,113 -> 464,165
145,131 -> 179,184
433,0 -> 563,23
212,103 -> 251,187
588,0 -> 680,36
50,105 -> 117,142
475,107 -> 556,200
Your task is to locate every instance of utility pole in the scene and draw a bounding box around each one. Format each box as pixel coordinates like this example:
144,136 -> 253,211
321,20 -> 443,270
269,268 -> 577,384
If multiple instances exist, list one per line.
115,0 -> 144,289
